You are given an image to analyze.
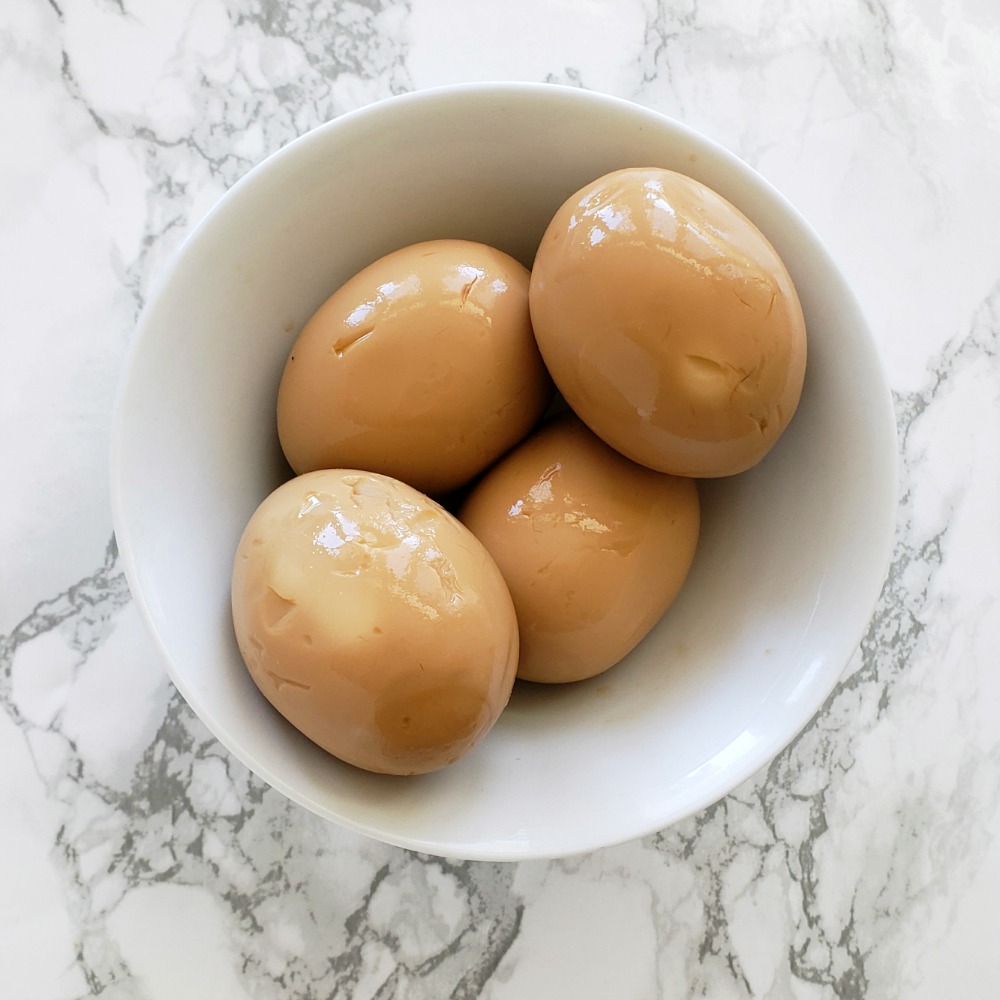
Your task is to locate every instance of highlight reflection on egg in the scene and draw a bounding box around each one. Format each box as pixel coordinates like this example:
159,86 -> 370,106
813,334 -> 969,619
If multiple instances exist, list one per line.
460,415 -> 700,684
231,469 -> 519,774
529,167 -> 807,478
277,239 -> 553,496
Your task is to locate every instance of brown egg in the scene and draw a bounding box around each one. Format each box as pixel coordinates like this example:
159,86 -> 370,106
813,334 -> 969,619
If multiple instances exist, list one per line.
529,167 -> 807,478
231,469 -> 519,774
277,239 -> 552,496
459,415 -> 700,684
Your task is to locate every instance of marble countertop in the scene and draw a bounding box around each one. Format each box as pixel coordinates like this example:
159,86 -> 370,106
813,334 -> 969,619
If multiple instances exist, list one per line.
3,1 -> 998,997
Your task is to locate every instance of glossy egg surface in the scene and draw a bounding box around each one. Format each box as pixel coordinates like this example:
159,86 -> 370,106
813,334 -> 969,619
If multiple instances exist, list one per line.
278,239 -> 552,496
460,415 -> 700,683
231,469 -> 519,774
529,167 -> 807,478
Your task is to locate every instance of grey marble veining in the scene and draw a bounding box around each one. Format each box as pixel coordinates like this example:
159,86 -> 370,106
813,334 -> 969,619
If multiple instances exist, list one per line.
5,285 -> 993,998
2,0 -> 999,997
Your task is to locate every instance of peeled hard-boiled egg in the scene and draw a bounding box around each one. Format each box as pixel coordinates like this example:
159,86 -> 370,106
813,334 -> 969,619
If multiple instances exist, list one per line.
459,415 -> 700,684
231,469 -> 519,775
277,239 -> 552,496
529,167 -> 807,478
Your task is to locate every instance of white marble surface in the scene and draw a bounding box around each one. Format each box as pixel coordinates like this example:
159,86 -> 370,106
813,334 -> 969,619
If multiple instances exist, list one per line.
2,0 -> 998,996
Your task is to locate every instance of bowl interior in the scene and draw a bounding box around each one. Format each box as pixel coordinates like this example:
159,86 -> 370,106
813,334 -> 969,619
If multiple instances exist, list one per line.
111,84 -> 897,860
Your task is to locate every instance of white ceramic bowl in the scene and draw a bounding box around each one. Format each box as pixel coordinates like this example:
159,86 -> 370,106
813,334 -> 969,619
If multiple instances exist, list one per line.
111,83 -> 897,861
